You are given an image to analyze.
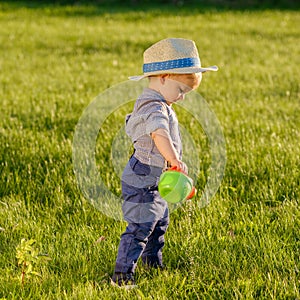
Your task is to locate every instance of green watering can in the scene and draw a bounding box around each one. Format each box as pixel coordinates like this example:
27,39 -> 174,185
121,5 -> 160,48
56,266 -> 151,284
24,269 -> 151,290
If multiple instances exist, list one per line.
158,166 -> 196,204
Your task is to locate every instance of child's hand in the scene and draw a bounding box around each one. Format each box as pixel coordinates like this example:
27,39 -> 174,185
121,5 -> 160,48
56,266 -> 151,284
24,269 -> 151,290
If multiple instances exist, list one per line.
169,158 -> 188,174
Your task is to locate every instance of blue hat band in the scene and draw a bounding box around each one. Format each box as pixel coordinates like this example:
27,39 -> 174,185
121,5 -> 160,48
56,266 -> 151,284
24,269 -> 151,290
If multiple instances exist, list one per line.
143,57 -> 200,73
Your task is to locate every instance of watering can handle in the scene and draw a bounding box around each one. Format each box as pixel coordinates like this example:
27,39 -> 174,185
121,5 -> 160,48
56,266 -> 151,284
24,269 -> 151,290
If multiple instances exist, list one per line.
168,165 -> 188,175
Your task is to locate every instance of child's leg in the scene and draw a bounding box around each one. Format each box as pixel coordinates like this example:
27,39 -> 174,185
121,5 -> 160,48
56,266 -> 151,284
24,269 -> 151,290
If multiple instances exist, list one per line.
114,174 -> 168,276
114,221 -> 157,274
141,214 -> 169,268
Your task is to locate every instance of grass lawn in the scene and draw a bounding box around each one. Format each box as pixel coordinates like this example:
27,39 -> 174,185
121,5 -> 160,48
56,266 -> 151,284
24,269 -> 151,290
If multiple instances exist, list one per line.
0,1 -> 299,299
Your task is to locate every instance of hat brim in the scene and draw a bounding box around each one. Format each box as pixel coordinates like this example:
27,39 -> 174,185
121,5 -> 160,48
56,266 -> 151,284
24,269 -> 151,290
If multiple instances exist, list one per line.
129,65 -> 218,81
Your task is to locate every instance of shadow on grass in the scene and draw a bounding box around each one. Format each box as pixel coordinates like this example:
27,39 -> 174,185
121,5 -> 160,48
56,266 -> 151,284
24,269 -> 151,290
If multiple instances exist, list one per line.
1,0 -> 299,17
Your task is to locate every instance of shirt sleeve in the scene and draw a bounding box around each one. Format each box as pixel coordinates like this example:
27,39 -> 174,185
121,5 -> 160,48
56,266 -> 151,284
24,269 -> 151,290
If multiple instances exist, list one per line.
144,102 -> 169,135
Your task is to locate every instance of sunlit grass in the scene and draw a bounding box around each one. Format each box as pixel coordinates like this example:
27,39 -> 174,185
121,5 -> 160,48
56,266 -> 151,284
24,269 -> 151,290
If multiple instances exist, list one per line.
0,2 -> 299,299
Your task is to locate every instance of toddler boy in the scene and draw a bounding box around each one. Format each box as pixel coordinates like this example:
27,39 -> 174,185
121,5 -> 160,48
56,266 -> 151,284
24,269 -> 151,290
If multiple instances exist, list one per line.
111,38 -> 218,288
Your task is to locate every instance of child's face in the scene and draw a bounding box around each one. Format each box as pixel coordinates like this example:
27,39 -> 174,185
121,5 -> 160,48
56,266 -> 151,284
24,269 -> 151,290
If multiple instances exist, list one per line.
160,73 -> 202,105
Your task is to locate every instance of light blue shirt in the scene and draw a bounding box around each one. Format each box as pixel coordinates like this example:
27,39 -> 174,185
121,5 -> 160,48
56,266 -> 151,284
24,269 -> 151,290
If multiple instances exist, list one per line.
122,88 -> 182,189
125,88 -> 182,168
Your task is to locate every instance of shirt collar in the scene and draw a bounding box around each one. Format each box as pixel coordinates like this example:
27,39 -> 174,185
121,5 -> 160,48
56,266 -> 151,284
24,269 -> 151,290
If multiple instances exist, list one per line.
139,87 -> 166,102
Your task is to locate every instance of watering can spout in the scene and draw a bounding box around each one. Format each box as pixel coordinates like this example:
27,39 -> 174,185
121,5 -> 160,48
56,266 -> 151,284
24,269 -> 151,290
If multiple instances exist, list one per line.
187,186 -> 196,200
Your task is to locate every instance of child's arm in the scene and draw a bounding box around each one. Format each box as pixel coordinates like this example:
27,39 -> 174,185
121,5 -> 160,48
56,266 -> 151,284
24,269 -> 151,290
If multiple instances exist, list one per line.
151,128 -> 188,173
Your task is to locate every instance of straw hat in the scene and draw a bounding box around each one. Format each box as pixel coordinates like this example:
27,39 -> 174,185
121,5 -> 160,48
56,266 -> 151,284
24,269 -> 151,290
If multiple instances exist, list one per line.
129,38 -> 218,81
